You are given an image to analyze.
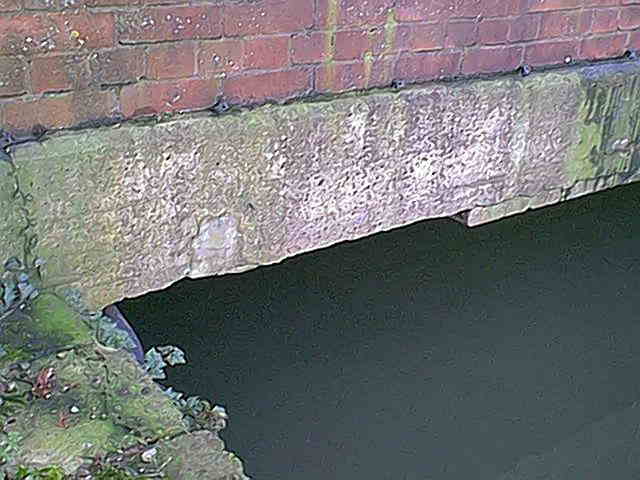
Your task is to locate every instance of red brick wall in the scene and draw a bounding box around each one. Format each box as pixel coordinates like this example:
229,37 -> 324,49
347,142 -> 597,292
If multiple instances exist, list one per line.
0,0 -> 638,133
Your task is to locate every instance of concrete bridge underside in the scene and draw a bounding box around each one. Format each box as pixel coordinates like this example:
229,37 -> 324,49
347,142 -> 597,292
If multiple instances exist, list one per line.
1,59 -> 639,308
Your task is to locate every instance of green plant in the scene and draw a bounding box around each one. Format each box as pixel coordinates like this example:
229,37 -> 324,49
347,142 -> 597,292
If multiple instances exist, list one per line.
143,346 -> 186,380
12,465 -> 65,479
0,432 -> 23,467
60,288 -> 137,354
0,257 -> 42,321
92,465 -> 134,479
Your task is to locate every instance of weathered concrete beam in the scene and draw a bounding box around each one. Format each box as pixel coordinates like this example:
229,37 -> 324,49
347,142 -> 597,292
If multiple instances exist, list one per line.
1,59 -> 639,308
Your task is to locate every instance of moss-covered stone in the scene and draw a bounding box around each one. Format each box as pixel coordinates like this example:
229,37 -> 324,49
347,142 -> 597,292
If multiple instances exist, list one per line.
0,290 -> 248,479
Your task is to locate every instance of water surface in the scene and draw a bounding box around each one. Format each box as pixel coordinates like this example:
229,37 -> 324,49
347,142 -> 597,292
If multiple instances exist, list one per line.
121,183 -> 640,479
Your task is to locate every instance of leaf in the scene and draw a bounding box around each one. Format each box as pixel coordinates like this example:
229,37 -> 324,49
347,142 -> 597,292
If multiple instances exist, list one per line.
157,345 -> 186,366
3,257 -> 22,271
17,281 -> 35,301
185,396 -> 201,410
144,348 -> 167,380
165,347 -> 186,366
164,387 -> 184,402
3,278 -> 17,307
99,320 -> 136,351
32,257 -> 45,268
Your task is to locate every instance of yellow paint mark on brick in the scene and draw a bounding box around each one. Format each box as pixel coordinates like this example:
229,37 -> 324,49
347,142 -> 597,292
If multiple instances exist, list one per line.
322,0 -> 340,91
380,8 -> 398,85
363,50 -> 373,88
384,8 -> 398,54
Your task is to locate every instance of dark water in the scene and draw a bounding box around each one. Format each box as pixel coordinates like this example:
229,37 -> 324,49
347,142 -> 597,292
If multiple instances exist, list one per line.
120,183 -> 640,480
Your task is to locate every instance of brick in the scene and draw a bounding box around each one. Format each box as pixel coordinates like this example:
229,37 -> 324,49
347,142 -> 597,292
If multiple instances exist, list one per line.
88,0 -> 138,5
578,9 -> 594,33
24,0 -> 85,8
71,88 -> 121,126
475,0 -> 525,17
291,32 -> 331,64
223,69 -> 312,104
51,11 -> 116,50
244,35 -> 290,70
31,53 -> 90,93
589,8 -> 621,32
198,40 -> 243,77
121,78 -> 220,117
0,89 -> 118,130
367,56 -> 396,88
25,0 -> 121,8
446,20 -> 478,48
224,1 -> 313,36
395,23 -> 444,52
316,57 -> 395,93
316,61 -> 367,92
90,47 -> 146,86
0,0 -> 20,12
394,51 -> 461,82
524,39 -> 579,65
117,5 -> 221,44
394,0 -> 454,22
140,0 -> 180,4
462,46 -> 523,74
0,14 -> 57,56
509,15 -> 541,42
526,0 -> 582,12
619,6 -> 640,29
120,78 -> 220,118
478,18 -> 510,45
0,56 -> 27,96
0,0 -> 634,132
452,0 -> 483,18
0,97 -> 70,131
316,58 -> 394,92
586,0 -> 620,5
539,11 -> 580,37
0,12 -> 115,55
317,0 -> 394,28
319,58 -> 396,92
450,0 -> 525,18
0,11 -> 115,55
581,33 -> 628,59
147,42 -> 196,80
334,29 -> 385,61
338,0 -> 395,27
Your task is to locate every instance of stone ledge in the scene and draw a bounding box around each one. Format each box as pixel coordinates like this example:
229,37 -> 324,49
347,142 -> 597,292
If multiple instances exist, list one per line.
1,58 -> 639,307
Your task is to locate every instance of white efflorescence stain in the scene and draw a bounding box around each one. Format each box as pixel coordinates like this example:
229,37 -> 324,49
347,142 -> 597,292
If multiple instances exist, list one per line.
189,214 -> 239,278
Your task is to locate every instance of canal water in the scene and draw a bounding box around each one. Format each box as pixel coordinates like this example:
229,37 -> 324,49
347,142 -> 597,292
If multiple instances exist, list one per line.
120,183 -> 640,480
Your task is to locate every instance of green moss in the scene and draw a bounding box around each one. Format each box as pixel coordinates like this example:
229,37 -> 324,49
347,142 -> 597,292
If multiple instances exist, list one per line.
567,72 -> 640,184
13,465 -> 66,479
93,466 -> 134,479
24,420 -> 117,461
29,293 -> 95,345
